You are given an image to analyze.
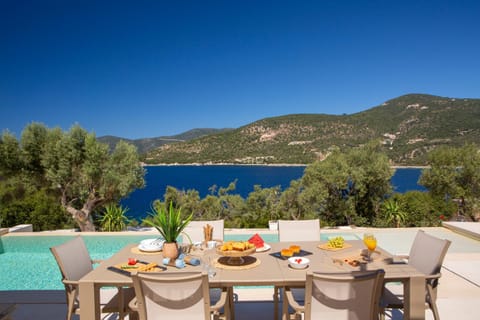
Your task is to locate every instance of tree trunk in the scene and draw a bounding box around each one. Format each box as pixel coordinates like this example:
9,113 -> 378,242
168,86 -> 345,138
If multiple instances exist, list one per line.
66,206 -> 96,231
62,191 -> 104,232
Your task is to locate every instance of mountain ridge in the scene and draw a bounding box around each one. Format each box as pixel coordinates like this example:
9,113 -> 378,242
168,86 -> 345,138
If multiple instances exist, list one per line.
102,94 -> 480,166
97,128 -> 233,154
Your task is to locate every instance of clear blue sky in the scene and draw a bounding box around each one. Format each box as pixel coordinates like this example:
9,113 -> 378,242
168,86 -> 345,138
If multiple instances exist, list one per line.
1,0 -> 479,139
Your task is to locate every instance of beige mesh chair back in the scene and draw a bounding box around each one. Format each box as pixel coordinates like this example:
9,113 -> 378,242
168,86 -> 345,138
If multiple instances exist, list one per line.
278,219 -> 320,242
183,219 -> 224,243
276,219 -> 320,319
131,271 -> 213,320
408,230 -> 451,276
381,230 -> 451,320
286,270 -> 385,320
50,236 -> 134,320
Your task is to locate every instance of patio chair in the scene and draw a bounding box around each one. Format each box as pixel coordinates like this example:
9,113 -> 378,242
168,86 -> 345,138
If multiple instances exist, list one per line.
50,236 -> 136,320
181,219 -> 232,317
380,230 -> 451,320
278,219 -> 321,242
284,269 -> 385,320
276,219 -> 321,319
182,219 -> 225,244
130,271 -> 227,320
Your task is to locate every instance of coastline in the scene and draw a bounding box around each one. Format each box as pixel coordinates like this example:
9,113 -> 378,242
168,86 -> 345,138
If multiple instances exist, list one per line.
142,162 -> 429,169
142,162 -> 307,167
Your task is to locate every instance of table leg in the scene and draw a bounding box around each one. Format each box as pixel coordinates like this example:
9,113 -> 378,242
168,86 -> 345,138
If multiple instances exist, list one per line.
79,281 -> 100,320
404,274 -> 425,320
273,286 -> 279,320
281,288 -> 289,320
225,287 -> 235,320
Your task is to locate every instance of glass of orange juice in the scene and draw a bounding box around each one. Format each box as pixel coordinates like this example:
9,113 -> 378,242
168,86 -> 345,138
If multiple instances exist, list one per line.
363,233 -> 377,261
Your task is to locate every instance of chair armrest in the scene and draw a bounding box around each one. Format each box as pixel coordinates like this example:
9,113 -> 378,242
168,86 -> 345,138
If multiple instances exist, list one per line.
425,272 -> 441,280
210,288 -> 228,313
62,279 -> 79,286
128,298 -> 139,312
285,287 -> 305,313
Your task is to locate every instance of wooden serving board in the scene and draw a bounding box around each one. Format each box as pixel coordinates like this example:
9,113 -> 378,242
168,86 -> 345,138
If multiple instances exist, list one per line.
108,260 -> 166,276
318,242 -> 353,251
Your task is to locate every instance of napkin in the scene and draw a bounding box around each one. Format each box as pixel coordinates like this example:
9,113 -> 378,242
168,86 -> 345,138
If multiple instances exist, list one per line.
248,233 -> 265,248
162,254 -> 200,268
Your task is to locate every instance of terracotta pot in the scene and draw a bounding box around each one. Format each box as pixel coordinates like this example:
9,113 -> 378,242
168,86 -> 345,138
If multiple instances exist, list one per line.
162,242 -> 179,259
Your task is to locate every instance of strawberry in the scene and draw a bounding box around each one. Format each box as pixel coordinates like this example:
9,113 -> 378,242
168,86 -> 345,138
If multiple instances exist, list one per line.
128,258 -> 137,265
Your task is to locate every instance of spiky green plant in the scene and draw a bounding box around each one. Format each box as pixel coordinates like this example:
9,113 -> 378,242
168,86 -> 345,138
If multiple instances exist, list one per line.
143,202 -> 193,242
98,204 -> 130,232
383,199 -> 406,228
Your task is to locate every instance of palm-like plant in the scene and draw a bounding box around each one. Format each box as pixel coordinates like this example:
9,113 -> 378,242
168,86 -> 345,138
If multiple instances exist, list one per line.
143,202 -> 193,242
383,199 -> 406,228
98,204 -> 130,231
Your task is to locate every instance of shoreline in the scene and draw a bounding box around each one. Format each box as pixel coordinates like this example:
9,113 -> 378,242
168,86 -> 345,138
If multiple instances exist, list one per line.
142,162 -> 429,169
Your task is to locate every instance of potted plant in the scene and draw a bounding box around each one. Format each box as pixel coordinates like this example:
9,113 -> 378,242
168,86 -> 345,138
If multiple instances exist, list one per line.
143,201 -> 193,259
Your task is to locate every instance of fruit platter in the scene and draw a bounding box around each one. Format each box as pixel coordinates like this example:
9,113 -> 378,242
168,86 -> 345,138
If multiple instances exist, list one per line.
318,236 -> 352,251
216,241 -> 256,265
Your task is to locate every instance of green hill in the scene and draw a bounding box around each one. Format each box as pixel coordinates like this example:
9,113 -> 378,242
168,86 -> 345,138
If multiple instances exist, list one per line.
98,128 -> 232,155
143,94 -> 480,166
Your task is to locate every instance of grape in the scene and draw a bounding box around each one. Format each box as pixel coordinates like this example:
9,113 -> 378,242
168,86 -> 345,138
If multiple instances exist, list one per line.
328,236 -> 345,248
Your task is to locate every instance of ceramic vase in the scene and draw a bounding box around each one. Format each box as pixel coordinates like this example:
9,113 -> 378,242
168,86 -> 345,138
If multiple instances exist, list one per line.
162,242 -> 179,259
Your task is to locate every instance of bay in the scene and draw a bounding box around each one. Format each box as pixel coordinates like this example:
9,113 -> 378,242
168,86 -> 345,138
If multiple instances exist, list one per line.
121,166 -> 426,221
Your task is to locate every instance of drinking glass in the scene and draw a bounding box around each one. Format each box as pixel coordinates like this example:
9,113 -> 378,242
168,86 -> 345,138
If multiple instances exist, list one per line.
202,250 -> 217,279
363,233 -> 377,261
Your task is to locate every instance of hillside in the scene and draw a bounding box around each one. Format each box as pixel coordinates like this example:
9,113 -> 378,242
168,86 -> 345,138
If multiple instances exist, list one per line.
98,128 -> 232,154
143,94 -> 480,166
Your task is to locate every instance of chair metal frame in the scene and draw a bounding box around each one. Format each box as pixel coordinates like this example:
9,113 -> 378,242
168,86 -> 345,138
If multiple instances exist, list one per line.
50,236 -> 135,320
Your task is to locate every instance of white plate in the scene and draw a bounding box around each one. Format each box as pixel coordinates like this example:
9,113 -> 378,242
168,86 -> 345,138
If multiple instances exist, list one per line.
255,243 -> 271,252
138,243 -> 163,252
140,238 -> 159,246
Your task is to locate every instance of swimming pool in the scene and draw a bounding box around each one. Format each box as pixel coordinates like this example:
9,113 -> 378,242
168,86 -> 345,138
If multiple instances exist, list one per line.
0,232 -> 359,290
0,235 -> 155,290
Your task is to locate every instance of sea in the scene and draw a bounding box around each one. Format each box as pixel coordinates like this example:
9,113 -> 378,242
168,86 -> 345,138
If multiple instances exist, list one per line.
121,166 -> 426,221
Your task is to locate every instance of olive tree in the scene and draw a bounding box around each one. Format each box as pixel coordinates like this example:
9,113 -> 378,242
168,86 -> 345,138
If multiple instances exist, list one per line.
302,141 -> 393,226
0,130 -> 23,177
243,185 -> 281,228
41,125 -> 145,231
420,143 -> 480,221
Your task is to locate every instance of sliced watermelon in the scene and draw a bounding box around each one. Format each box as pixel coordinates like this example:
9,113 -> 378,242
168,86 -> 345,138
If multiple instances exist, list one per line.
248,233 -> 265,248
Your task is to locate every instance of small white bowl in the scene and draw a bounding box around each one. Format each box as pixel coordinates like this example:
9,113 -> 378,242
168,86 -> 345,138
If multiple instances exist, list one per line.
288,256 -> 310,269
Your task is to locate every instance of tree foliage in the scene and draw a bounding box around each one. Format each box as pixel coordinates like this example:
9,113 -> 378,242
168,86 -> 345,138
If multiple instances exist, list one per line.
301,141 -> 393,226
420,143 -> 480,220
2,122 -> 477,231
0,123 -> 145,231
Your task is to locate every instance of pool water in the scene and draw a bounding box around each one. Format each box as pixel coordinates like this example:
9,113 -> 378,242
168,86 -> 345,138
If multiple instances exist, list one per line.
0,235 -> 153,290
0,233 -> 358,291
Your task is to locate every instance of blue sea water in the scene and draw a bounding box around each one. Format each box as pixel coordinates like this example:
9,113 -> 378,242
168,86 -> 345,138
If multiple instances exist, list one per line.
121,166 -> 425,220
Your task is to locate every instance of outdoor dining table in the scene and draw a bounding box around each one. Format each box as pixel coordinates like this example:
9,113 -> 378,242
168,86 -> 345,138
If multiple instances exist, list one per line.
78,240 -> 426,320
